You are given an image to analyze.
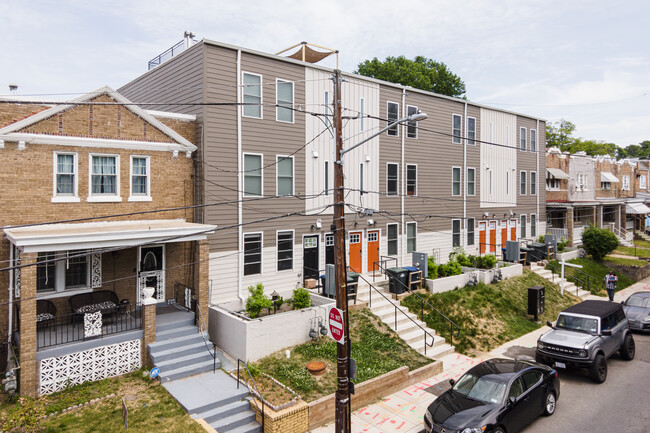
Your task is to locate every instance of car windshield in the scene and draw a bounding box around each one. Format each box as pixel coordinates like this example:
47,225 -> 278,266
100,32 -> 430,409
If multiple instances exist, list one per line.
556,314 -> 598,333
453,373 -> 506,404
626,295 -> 650,308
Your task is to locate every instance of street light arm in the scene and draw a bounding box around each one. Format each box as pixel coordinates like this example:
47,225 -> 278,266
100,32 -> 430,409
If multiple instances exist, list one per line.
339,111 -> 427,157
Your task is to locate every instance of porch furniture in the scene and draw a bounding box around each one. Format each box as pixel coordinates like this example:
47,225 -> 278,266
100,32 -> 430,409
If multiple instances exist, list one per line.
69,290 -> 120,322
36,300 -> 56,328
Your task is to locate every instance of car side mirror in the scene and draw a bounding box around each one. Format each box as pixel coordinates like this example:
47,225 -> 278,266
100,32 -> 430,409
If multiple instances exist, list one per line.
620,301 -> 625,305
508,396 -> 516,406
546,320 -> 554,328
601,329 -> 612,336
448,379 -> 455,387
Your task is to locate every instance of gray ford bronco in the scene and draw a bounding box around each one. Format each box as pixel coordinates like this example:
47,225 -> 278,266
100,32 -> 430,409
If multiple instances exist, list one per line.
535,300 -> 635,383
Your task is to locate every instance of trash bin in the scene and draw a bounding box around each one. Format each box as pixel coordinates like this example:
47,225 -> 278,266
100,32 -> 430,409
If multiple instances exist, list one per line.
527,243 -> 547,262
403,266 -> 421,290
528,286 -> 545,320
386,267 -> 409,294
346,272 -> 360,295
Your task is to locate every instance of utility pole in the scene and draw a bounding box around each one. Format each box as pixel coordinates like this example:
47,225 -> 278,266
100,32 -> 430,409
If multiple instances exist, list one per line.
332,69 -> 351,433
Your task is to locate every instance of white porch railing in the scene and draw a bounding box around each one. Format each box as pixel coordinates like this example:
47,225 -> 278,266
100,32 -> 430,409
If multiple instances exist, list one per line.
546,228 -> 568,239
573,226 -> 585,245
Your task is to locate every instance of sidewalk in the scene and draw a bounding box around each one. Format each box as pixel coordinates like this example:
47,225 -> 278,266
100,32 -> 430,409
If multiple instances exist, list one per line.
310,278 -> 650,433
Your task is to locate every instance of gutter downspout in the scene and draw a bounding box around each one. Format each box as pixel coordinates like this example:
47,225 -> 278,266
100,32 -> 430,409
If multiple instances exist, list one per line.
400,89 -> 406,266
237,50 -> 244,301
463,102 -> 468,245
8,245 -> 13,350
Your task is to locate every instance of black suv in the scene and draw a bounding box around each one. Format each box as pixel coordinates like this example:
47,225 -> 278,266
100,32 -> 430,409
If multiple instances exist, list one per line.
536,300 -> 635,383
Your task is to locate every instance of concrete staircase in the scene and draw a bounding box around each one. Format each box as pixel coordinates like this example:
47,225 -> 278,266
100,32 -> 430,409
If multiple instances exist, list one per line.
530,263 -> 592,299
355,278 -> 455,359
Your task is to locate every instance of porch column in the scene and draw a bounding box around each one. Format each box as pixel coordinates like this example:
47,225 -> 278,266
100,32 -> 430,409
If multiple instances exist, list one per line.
593,206 -> 597,227
141,296 -> 156,369
596,205 -> 603,228
18,252 -> 38,398
615,204 -> 621,232
566,206 -> 574,247
195,239 -> 210,331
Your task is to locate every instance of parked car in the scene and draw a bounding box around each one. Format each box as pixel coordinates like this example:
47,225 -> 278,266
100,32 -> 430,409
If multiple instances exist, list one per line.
622,291 -> 650,333
536,300 -> 635,383
424,358 -> 559,433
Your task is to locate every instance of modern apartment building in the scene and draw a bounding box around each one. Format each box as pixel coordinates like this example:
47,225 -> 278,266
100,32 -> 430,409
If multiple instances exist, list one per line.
119,38 -> 546,304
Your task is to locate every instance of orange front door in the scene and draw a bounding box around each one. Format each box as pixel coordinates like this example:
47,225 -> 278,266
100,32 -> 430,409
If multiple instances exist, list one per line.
349,231 -> 363,273
479,222 -> 487,254
510,219 -> 517,241
501,220 -> 508,245
489,221 -> 497,252
367,230 -> 380,272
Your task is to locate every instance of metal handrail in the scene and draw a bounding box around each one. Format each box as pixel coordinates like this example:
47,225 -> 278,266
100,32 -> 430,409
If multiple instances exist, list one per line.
237,359 -> 265,430
546,262 -> 591,296
194,302 -> 218,373
372,256 -> 397,282
370,262 -> 461,346
547,260 -> 594,289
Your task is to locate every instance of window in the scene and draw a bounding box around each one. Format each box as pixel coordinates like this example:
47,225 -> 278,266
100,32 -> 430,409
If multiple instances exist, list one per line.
65,253 -> 88,288
276,155 -> 293,196
360,163 -> 365,195
387,223 -> 398,255
577,174 -> 588,191
452,114 -> 462,144
244,233 -> 262,275
129,156 -> 150,200
407,105 -> 418,139
276,79 -> 294,122
547,174 -> 560,190
90,154 -> 119,200
387,102 -> 399,136
452,219 -> 461,247
467,218 -> 475,246
531,214 -> 537,237
530,171 -> 537,195
506,171 -> 510,195
277,231 -> 293,271
601,181 -> 611,190
452,167 -> 461,196
244,154 -> 262,196
406,222 -> 417,253
242,72 -> 262,118
520,171 -> 527,195
360,98 -> 365,131
467,168 -> 475,196
520,127 -> 527,151
325,161 -> 329,196
36,252 -> 56,292
489,170 -> 493,195
530,129 -> 537,152
407,164 -> 417,196
622,175 -> 630,191
54,152 -> 78,201
467,117 -> 476,145
324,91 -> 330,127
640,175 -> 647,189
36,250 -> 91,293
387,163 -> 398,196
520,215 -> 527,238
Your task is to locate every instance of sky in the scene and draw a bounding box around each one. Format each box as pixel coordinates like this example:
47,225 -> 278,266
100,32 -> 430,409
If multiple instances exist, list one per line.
1,0 -> 648,147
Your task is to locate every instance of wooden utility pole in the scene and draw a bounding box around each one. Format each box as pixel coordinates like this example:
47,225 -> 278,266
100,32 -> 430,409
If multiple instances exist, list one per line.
332,69 -> 351,433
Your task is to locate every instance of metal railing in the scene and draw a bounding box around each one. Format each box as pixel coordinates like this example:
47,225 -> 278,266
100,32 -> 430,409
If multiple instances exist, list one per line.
547,227 -> 568,239
546,262 -> 594,296
372,256 -> 398,282
237,360 -> 265,430
148,39 -> 186,70
195,301 -> 219,373
174,282 -> 195,311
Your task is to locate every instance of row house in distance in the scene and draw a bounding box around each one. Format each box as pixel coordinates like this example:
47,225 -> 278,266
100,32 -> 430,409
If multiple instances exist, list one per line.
0,87 -> 215,397
119,38 -> 546,306
545,147 -> 650,246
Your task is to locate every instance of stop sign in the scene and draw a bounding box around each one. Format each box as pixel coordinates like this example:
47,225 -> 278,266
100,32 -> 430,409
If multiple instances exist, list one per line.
328,306 -> 345,344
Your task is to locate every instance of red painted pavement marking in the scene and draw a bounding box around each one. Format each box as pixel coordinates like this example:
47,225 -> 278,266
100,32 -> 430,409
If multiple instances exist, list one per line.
372,413 -> 379,419
397,421 -> 406,429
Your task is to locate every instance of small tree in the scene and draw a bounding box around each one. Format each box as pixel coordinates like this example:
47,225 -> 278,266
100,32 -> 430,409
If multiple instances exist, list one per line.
581,226 -> 619,261
245,283 -> 272,318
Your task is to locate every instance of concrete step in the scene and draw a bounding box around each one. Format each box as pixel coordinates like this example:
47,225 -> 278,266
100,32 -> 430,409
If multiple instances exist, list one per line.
423,343 -> 456,358
189,386 -> 249,414
148,332 -> 205,354
410,334 -> 446,352
226,422 -> 262,433
156,325 -> 199,341
210,409 -> 257,432
192,399 -> 250,421
156,316 -> 195,333
378,311 -> 418,329
402,328 -> 436,345
158,358 -> 218,383
155,350 -> 215,373
150,339 -> 210,364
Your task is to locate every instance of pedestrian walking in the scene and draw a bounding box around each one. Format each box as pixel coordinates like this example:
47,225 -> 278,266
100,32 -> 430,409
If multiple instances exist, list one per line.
603,271 -> 618,301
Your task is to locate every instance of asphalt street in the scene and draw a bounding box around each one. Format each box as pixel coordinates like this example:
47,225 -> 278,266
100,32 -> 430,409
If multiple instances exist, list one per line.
525,332 -> 650,433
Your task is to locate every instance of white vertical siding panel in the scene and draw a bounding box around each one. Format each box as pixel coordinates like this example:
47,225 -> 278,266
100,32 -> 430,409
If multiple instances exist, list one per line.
480,109 -> 517,208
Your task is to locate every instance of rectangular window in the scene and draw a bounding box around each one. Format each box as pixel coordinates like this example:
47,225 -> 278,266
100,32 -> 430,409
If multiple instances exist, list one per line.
65,252 -> 88,288
387,163 -> 398,196
360,163 -> 364,195
547,175 -> 560,190
324,91 -> 330,127
530,171 -> 537,195
489,170 -> 493,195
520,215 -> 527,238
506,171 -> 510,195
406,164 -> 417,196
406,222 -> 417,253
452,219 -> 461,247
520,127 -> 527,151
242,72 -> 262,118
244,233 -> 262,275
387,223 -> 398,255
54,153 -> 77,197
467,168 -> 475,196
244,154 -> 263,196
277,231 -> 294,271
641,175 -> 647,189
452,167 -> 461,196
360,98 -> 365,131
520,171 -> 527,195
36,252 -> 56,292
467,218 -> 475,246
276,155 -> 293,196
530,129 -> 537,152
622,175 -> 630,190
601,181 -> 611,190
90,154 -> 119,198
531,214 -> 537,237
325,161 -> 329,196
452,114 -> 462,144
276,79 -> 294,122
577,174 -> 588,191
407,105 -> 418,139
467,117 -> 476,145
387,102 -> 399,136
130,156 -> 150,199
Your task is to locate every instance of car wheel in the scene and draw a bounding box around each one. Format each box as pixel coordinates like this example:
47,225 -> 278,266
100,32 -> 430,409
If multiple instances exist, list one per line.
589,354 -> 607,383
620,334 -> 635,361
492,427 -> 506,433
543,391 -> 556,416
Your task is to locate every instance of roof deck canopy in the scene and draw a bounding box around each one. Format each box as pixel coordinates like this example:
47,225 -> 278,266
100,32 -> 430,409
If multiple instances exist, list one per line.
546,168 -> 569,179
626,202 -> 650,215
600,172 -> 619,183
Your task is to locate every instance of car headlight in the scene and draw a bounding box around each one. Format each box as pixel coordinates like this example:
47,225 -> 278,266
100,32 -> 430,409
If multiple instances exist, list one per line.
425,410 -> 432,424
578,349 -> 587,358
537,342 -> 546,350
461,427 -> 486,433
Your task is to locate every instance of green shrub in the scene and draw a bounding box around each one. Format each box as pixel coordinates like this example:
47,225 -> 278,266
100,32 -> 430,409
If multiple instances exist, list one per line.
427,256 -> 438,279
449,248 -> 472,267
537,235 -> 545,243
557,238 -> 567,252
292,287 -> 312,309
581,226 -> 618,261
245,283 -> 272,318
0,397 -> 45,433
437,261 -> 462,277
474,254 -> 497,269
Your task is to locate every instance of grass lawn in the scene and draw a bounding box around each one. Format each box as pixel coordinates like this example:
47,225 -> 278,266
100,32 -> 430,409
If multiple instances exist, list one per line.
603,256 -> 649,267
634,238 -> 650,249
401,270 -> 580,356
251,308 -> 432,403
548,257 -> 636,295
613,245 -> 650,258
0,371 -> 205,433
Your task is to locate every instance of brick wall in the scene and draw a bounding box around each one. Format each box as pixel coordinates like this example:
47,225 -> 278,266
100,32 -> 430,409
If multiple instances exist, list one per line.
0,104 -> 49,128
251,399 -> 309,433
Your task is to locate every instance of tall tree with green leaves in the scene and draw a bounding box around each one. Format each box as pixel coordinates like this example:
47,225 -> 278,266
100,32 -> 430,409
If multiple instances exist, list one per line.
546,119 -> 577,149
355,55 -> 466,98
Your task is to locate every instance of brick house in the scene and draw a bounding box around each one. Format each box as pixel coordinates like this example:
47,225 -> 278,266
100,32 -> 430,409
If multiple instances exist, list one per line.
0,87 -> 215,397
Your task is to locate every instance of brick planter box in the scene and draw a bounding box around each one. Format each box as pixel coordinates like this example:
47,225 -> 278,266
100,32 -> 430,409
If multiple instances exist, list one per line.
250,399 -> 309,433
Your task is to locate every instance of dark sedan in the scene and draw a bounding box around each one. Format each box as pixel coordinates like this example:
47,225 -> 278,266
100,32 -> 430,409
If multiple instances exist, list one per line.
623,291 -> 650,332
424,358 -> 560,433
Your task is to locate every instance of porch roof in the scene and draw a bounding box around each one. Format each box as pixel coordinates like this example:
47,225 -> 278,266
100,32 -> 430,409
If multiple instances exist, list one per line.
600,171 -> 619,183
546,168 -> 569,179
626,202 -> 650,215
4,219 -> 216,253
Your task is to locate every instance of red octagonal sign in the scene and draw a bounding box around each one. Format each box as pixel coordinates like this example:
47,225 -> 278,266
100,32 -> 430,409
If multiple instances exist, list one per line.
328,306 -> 345,344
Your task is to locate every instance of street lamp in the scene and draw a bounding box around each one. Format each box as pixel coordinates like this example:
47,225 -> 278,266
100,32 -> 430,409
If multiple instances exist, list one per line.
331,69 -> 427,433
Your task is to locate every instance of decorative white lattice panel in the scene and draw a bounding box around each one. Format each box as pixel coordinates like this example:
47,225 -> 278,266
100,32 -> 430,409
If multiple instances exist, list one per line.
84,312 -> 102,338
91,253 -> 102,288
137,271 -> 164,304
39,339 -> 141,396
14,253 -> 20,298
